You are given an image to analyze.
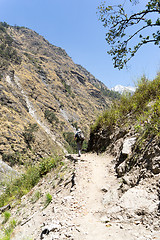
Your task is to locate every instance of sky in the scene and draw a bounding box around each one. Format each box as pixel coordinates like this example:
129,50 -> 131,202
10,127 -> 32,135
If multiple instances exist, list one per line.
0,0 -> 159,89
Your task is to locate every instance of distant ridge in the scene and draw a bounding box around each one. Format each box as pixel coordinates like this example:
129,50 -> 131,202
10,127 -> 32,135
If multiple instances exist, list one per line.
111,85 -> 136,94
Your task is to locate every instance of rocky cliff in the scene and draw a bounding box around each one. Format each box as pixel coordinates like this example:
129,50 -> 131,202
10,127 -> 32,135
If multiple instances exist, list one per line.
0,22 -> 112,164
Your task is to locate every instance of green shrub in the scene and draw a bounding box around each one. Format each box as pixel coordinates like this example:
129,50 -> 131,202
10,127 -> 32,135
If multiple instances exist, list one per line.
91,105 -> 118,133
22,123 -> 39,148
1,219 -> 16,240
133,75 -> 160,112
31,191 -> 41,203
0,22 -> 9,28
22,165 -> 40,190
2,211 -> 11,224
44,109 -> 59,124
44,193 -> 52,208
136,98 -> 160,138
39,157 -> 58,176
91,73 -> 160,141
2,152 -> 22,166
0,23 -> 6,33
61,80 -> 72,95
0,156 -> 62,208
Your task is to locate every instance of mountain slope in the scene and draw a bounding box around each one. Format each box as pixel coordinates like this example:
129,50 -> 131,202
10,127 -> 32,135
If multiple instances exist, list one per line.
0,23 -> 111,163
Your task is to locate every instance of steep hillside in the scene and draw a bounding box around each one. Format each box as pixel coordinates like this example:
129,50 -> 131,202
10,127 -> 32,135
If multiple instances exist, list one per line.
0,22 -> 113,164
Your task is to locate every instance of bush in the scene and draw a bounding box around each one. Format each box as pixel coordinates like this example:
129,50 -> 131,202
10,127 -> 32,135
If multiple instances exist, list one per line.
1,219 -> 16,240
0,24 -> 6,33
135,97 -> 160,138
44,109 -> 59,124
61,80 -> 72,95
2,211 -> 11,224
31,191 -> 41,203
22,123 -> 39,148
0,22 -> 9,28
91,105 -> 118,133
0,156 -> 62,208
44,193 -> 52,208
2,152 -> 22,166
91,73 -> 160,140
39,157 -> 58,176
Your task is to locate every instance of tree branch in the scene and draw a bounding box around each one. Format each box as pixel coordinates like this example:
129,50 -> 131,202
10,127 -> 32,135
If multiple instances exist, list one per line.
125,23 -> 158,43
98,0 -> 160,69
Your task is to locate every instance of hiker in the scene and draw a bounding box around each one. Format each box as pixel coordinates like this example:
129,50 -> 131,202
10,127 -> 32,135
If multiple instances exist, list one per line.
74,128 -> 85,157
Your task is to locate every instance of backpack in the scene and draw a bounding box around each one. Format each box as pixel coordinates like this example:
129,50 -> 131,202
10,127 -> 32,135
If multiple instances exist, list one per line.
76,131 -> 85,142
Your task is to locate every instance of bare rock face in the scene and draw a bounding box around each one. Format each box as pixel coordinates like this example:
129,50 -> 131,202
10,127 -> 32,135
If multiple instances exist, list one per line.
122,137 -> 137,155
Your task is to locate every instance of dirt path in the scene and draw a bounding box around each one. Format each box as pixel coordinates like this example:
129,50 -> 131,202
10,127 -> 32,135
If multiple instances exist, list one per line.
72,153 -> 114,240
71,154 -> 159,240
7,153 -> 159,240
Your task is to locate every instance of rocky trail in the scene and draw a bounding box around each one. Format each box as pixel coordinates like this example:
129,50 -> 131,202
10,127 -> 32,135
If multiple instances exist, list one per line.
2,154 -> 160,240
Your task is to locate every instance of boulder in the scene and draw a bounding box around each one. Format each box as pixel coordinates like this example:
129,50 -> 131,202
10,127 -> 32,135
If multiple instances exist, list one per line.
122,137 -> 137,155
119,186 -> 158,214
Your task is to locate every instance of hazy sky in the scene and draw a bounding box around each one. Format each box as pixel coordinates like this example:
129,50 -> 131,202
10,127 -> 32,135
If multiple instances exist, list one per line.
0,0 -> 159,88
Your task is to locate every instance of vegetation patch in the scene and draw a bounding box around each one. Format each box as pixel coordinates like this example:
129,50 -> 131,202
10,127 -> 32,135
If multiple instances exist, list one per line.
44,193 -> 52,208
0,219 -> 16,240
44,109 -> 59,124
100,86 -> 121,100
2,211 -> 11,224
31,191 -> 41,203
61,79 -> 72,95
0,156 -> 63,208
22,123 -> 39,148
90,74 -> 160,152
2,151 -> 22,167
